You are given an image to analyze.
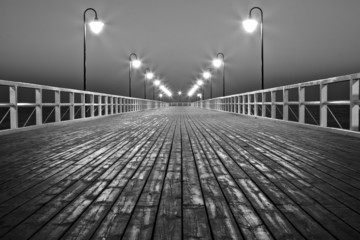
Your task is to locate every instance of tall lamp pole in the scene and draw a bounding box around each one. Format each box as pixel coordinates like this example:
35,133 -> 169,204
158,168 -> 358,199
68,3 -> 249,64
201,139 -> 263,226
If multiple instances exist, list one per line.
243,7 -> 264,89
202,70 -> 212,98
212,53 -> 225,96
83,8 -> 104,91
154,79 -> 161,100
129,53 -> 141,97
144,68 -> 154,99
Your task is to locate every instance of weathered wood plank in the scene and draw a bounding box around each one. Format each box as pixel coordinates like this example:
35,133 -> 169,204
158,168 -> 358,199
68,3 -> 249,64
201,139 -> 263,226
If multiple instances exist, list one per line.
0,107 -> 359,240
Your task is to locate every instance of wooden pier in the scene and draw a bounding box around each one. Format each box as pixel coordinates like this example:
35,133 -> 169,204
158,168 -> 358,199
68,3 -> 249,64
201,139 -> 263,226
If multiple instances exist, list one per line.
0,107 -> 359,239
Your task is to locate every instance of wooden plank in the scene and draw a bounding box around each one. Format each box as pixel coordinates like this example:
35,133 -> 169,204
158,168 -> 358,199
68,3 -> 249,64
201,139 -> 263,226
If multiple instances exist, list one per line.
120,120 -> 177,240
89,119 -> 173,239
153,118 -> 182,239
0,107 -> 360,240
184,118 -> 272,240
180,117 -> 213,239
0,113 -> 169,238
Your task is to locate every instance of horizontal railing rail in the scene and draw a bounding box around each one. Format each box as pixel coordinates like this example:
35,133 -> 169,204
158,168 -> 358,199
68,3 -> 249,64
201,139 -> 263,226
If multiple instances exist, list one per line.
193,73 -> 360,132
0,79 -> 168,130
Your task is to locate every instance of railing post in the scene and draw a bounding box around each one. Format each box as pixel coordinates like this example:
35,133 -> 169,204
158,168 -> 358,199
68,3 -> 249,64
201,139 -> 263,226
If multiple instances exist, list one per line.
35,88 -> 42,125
261,92 -> 266,117
320,83 -> 328,127
120,98 -> 123,113
299,86 -> 305,123
238,96 -> 241,113
242,96 -> 246,114
350,78 -> 359,131
98,95 -> 102,116
283,88 -> 289,121
9,86 -> 18,129
271,91 -> 276,119
55,90 -> 60,122
110,97 -> 114,115
90,94 -> 94,117
104,96 -> 108,115
254,93 -> 258,116
247,95 -> 251,115
233,97 -> 236,113
69,92 -> 74,120
115,98 -> 118,114
81,93 -> 85,118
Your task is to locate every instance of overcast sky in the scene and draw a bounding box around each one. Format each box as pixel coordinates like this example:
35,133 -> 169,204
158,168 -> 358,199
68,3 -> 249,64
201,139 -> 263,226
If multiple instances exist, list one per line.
0,0 -> 359,99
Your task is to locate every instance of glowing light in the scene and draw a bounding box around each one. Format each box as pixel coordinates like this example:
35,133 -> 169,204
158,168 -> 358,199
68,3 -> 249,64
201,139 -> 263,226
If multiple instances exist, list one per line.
145,71 -> 154,80
89,20 -> 104,34
154,79 -> 161,86
131,59 -> 142,69
212,58 -> 223,68
159,85 -> 172,97
159,93 -> 163,98
188,84 -> 199,97
197,79 -> 204,86
202,71 -> 211,80
197,93 -> 202,98
242,18 -> 258,33
178,91 -> 182,95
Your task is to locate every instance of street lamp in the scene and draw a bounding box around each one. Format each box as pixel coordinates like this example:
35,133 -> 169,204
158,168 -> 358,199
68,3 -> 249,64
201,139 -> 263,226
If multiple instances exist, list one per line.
202,70 -> 212,98
212,53 -> 225,96
178,91 -> 182,103
243,7 -> 264,89
144,68 -> 154,99
153,79 -> 160,100
197,79 -> 205,100
129,53 -> 142,97
83,8 -> 104,91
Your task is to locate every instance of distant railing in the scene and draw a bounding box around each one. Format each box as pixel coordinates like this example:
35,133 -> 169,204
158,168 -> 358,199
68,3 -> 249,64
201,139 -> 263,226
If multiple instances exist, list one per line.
168,102 -> 191,107
193,73 -> 360,132
0,80 -> 168,130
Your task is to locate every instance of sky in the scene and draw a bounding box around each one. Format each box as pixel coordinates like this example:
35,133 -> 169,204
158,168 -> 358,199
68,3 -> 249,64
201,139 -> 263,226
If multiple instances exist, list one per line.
0,0 -> 359,100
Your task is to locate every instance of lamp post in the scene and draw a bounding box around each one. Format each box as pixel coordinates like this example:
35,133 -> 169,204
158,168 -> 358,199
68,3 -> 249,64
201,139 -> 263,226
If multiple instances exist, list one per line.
202,70 -> 212,98
197,79 -> 205,100
154,79 -> 160,100
212,53 -> 225,96
243,7 -> 264,89
144,68 -> 154,99
83,8 -> 104,91
178,91 -> 182,103
129,53 -> 141,97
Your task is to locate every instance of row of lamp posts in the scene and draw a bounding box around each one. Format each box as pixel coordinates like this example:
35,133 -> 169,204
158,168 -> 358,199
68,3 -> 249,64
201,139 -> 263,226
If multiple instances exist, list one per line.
84,8 -> 170,100
84,6 -> 265,101
193,6 -> 264,100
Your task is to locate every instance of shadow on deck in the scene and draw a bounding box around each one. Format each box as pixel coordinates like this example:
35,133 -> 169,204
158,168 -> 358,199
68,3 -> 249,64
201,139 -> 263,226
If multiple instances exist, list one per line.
0,107 -> 359,239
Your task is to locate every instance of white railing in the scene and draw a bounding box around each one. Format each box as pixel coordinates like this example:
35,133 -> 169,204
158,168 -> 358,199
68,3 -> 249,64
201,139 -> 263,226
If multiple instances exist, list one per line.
0,79 -> 168,130
193,73 -> 360,132
168,102 -> 192,107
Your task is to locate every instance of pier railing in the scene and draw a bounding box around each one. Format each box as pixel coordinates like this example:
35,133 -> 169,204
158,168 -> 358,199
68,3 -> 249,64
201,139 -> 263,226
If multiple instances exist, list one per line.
0,80 -> 167,130
193,73 -> 360,132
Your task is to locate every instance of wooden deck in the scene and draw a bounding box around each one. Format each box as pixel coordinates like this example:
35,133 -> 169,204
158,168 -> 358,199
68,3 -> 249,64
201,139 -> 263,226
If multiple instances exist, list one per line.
0,107 -> 360,240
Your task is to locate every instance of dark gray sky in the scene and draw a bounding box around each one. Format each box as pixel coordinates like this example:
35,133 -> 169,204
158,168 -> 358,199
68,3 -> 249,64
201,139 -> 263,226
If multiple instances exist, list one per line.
0,0 -> 359,99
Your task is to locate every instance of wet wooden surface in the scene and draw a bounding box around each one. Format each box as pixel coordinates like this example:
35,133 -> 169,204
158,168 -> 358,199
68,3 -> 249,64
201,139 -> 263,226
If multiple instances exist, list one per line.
0,107 -> 360,240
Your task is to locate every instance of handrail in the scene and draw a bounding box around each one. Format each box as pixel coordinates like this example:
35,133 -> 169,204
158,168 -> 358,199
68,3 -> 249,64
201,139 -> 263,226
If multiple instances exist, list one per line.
192,73 -> 360,132
0,79 -> 168,130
